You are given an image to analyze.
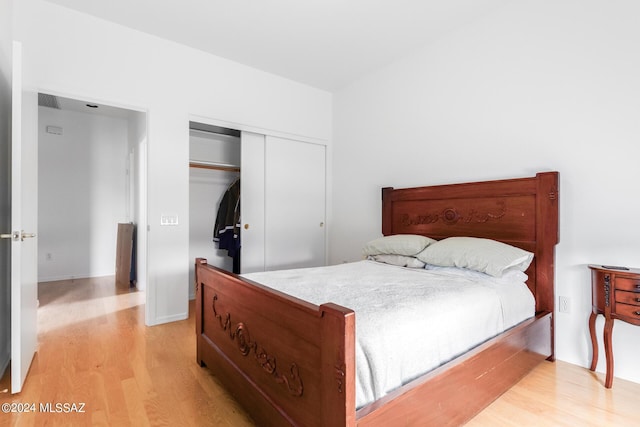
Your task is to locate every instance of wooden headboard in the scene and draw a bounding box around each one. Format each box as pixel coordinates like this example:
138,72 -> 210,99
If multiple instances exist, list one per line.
382,172 -> 559,314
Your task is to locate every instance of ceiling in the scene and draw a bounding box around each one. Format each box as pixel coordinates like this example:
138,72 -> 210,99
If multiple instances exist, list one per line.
38,93 -> 140,119
45,0 -> 509,91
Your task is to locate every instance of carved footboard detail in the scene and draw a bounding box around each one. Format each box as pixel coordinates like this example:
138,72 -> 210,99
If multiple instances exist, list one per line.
212,293 -> 304,397
195,258 -> 356,427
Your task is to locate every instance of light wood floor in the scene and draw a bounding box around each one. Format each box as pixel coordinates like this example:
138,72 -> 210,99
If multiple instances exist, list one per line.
1,276 -> 638,426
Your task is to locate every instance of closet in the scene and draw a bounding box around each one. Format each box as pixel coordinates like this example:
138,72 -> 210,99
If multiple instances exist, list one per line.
188,122 -> 327,296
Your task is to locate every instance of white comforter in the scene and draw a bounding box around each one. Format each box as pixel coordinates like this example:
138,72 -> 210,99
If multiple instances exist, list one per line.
243,260 -> 535,409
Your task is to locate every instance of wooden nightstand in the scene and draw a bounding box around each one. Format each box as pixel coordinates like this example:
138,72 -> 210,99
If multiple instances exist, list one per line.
588,264 -> 640,388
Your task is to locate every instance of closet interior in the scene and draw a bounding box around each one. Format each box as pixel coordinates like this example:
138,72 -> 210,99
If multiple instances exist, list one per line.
188,122 -> 240,297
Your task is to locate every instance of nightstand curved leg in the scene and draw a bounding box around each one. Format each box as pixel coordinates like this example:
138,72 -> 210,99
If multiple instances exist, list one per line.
588,312 -> 598,371
603,318 -> 614,388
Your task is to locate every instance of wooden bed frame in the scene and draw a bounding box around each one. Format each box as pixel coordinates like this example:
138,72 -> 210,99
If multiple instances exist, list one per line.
195,171 -> 559,426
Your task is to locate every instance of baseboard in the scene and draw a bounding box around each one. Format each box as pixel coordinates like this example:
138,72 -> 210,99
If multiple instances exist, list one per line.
151,312 -> 188,326
38,273 -> 115,283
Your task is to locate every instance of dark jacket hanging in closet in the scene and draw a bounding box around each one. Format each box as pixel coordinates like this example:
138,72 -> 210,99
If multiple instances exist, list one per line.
213,178 -> 241,273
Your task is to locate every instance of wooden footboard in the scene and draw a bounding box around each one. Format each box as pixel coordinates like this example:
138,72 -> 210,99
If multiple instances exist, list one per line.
195,258 -> 356,426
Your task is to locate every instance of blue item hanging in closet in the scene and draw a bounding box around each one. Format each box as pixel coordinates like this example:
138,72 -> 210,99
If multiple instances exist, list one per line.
213,178 -> 241,273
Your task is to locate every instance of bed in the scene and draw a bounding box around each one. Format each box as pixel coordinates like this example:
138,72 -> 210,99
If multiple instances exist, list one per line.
195,171 -> 559,426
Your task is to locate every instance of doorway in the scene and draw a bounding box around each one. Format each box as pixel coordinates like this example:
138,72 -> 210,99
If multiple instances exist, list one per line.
36,93 -> 148,307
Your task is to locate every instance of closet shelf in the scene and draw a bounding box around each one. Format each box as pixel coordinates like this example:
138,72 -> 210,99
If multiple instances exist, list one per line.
189,160 -> 240,172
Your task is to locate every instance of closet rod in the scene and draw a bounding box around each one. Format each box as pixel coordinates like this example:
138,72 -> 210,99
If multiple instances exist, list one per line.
189,122 -> 241,138
189,160 -> 240,172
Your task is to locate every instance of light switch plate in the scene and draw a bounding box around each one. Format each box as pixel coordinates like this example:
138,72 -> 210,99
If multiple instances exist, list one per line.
160,214 -> 178,226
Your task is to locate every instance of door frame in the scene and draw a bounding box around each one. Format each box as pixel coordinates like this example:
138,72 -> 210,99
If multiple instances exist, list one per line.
34,88 -> 150,322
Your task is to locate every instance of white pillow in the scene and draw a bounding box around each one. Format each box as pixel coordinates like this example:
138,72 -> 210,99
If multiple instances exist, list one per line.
424,264 -> 529,284
416,237 -> 533,277
368,254 -> 426,268
362,234 -> 436,257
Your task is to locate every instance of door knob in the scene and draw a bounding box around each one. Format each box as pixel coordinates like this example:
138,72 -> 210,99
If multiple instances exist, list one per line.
1,231 -> 20,241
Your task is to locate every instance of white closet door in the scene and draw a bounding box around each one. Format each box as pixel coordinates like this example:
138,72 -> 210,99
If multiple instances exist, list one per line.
265,136 -> 326,271
240,132 -> 265,273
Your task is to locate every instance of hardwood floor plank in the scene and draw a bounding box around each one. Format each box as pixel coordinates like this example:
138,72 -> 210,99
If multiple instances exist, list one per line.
1,276 -> 638,426
120,376 -> 148,427
466,360 -> 639,426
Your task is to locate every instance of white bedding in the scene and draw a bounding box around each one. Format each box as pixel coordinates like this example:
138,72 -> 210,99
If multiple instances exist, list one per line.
243,260 -> 535,409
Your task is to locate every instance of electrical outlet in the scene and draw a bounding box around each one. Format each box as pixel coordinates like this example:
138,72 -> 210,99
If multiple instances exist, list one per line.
559,296 -> 570,313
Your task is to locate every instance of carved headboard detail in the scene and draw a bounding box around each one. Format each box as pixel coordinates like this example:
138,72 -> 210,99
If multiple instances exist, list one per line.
382,172 -> 559,314
399,201 -> 507,227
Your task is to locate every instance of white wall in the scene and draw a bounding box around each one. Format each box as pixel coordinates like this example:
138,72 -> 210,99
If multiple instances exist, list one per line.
38,107 -> 129,281
14,0 -> 331,325
332,0 -> 640,385
0,0 -> 13,378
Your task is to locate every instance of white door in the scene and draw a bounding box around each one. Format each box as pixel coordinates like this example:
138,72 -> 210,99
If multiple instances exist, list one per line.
240,132 -> 265,273
4,41 -> 38,393
264,136 -> 326,271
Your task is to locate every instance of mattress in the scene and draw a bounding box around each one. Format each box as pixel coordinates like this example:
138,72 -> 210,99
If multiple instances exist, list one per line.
243,260 -> 535,409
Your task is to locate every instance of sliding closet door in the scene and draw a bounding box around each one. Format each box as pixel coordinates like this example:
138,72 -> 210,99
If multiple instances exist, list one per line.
265,136 -> 326,271
240,132 -> 265,273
